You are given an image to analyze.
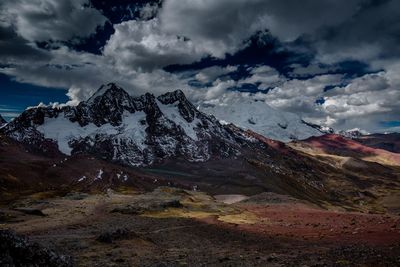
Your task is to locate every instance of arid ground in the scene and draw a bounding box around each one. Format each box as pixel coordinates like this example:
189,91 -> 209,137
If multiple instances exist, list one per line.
1,188 -> 399,266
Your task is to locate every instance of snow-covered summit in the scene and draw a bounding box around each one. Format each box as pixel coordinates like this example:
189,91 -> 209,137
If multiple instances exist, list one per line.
86,83 -> 131,106
2,84 -> 255,166
200,97 -> 325,142
337,128 -> 369,139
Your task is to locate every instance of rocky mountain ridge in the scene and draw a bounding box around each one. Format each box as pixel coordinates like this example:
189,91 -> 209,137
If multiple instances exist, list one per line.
1,83 -> 259,166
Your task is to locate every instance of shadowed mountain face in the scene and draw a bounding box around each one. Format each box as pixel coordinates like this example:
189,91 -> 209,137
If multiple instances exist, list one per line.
2,83 -> 255,166
289,134 -> 400,213
0,133 -> 182,203
355,133 -> 400,154
294,134 -> 400,166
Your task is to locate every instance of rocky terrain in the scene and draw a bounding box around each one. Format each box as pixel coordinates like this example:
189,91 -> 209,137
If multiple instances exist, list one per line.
0,229 -> 73,266
0,188 -> 399,266
2,124 -> 399,215
355,132 -> 400,153
292,134 -> 400,166
2,84 -> 398,211
289,134 -> 400,214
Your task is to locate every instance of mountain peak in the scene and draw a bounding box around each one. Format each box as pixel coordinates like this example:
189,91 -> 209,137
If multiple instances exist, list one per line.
157,90 -> 187,104
2,83 -> 248,166
338,128 -> 369,139
200,97 -> 325,142
86,83 -> 129,104
157,90 -> 197,122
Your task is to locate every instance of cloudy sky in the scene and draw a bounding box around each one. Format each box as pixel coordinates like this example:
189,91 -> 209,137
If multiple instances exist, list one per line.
0,0 -> 399,132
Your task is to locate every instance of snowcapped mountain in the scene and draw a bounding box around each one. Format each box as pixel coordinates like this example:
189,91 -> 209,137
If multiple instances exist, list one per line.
337,128 -> 369,139
3,83 -> 399,213
200,98 -> 326,142
2,83 -> 255,166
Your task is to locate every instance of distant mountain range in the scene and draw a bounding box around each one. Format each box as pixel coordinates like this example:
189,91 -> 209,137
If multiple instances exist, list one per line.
200,97 -> 329,142
1,85 -> 389,147
1,83 -> 399,213
355,132 -> 400,153
2,83 -> 262,166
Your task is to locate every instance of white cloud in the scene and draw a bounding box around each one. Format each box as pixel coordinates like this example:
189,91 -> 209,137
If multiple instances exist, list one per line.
139,2 -> 160,20
326,72 -> 389,96
158,0 -> 363,57
0,0 -> 107,42
194,65 -> 237,83
318,65 -> 400,129
239,65 -> 283,89
103,18 -> 210,71
0,0 -> 399,133
0,45 -> 192,104
259,74 -> 343,113
204,79 -> 236,100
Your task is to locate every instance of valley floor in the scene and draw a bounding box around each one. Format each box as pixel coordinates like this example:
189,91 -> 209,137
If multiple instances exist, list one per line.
1,188 -> 399,266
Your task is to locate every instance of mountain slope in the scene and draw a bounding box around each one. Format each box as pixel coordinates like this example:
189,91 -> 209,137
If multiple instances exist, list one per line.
2,84 -> 399,212
0,114 -> 6,127
0,133 -> 183,202
292,134 -> 400,166
355,133 -> 400,153
200,97 -> 326,142
2,84 -> 254,167
338,128 -> 369,139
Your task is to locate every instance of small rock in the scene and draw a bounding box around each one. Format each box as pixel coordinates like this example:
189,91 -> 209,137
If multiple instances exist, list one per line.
97,228 -> 133,243
0,230 -> 73,266
13,208 -> 46,216
218,257 -> 230,263
267,254 -> 277,262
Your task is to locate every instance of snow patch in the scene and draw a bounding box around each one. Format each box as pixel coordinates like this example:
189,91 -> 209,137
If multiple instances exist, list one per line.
156,100 -> 200,141
36,112 -> 149,155
86,83 -> 113,105
119,111 -> 147,150
95,169 -> 103,180
201,98 -> 323,142
37,116 -> 118,155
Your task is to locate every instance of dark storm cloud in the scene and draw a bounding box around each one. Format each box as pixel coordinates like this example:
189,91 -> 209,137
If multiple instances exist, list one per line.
159,0 -> 363,56
0,0 -> 107,43
159,0 -> 400,67
0,26 -> 51,63
308,0 -> 400,65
